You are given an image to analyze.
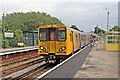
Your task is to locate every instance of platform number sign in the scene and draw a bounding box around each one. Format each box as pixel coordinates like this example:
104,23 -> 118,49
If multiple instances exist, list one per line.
5,32 -> 14,38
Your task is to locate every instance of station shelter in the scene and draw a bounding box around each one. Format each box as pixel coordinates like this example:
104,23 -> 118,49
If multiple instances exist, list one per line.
105,31 -> 120,51
23,31 -> 38,46
98,33 -> 106,44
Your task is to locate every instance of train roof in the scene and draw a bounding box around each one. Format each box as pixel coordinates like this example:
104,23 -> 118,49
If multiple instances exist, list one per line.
39,24 -> 66,28
68,27 -> 84,34
39,24 -> 85,34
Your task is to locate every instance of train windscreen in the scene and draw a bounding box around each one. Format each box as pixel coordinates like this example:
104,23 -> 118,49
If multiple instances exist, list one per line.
39,28 -> 48,41
58,28 -> 66,41
39,28 -> 66,41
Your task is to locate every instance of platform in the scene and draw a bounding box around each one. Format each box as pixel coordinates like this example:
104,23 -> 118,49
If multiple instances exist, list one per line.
37,45 -> 93,79
0,46 -> 37,53
36,43 -> 119,79
74,44 -> 118,78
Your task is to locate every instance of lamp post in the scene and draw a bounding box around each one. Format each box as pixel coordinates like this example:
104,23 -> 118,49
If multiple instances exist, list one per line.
106,8 -> 110,32
2,13 -> 5,49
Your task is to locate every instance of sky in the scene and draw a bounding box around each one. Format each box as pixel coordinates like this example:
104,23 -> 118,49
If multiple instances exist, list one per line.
0,0 -> 119,32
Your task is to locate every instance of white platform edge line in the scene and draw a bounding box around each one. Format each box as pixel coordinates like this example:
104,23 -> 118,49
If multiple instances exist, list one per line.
35,45 -> 88,79
0,48 -> 38,56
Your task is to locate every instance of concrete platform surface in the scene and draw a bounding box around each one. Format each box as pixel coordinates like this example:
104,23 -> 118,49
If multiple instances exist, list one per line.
0,46 -> 37,53
41,45 -> 93,78
74,44 -> 118,78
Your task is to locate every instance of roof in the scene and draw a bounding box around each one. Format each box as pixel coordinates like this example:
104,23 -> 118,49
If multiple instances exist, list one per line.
68,27 -> 84,34
107,31 -> 120,34
85,32 -> 98,37
39,24 -> 66,28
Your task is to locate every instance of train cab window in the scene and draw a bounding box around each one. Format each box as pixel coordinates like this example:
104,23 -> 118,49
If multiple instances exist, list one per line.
50,31 -> 55,40
39,28 -> 48,41
59,31 -> 65,40
58,28 -> 66,41
50,28 -> 56,41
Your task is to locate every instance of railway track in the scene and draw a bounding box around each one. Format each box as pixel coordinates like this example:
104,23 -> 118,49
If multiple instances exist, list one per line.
15,63 -> 56,80
1,45 -> 90,80
0,47 -> 41,80
1,57 -> 44,77
1,50 -> 38,66
1,61 -> 57,80
0,47 -> 56,80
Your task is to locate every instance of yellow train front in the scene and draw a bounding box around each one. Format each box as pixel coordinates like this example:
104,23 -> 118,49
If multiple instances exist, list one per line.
38,24 -> 89,63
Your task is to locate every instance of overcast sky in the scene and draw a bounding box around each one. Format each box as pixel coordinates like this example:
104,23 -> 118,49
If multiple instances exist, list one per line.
0,0 -> 119,32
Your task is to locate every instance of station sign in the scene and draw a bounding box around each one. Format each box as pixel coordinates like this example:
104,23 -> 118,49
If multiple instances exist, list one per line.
5,32 -> 14,38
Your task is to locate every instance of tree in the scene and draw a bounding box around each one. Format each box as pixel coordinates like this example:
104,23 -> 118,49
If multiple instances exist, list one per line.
2,11 -> 64,48
109,26 -> 120,31
3,11 -> 64,32
70,25 -> 80,31
94,27 -> 105,34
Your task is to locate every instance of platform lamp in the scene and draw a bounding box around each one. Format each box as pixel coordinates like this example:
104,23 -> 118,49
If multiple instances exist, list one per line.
106,8 -> 110,32
2,13 -> 5,49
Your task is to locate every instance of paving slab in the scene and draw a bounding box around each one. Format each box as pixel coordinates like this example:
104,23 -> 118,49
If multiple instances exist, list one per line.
74,44 -> 118,78
41,45 -> 93,79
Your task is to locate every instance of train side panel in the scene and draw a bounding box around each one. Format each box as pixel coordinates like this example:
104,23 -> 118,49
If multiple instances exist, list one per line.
66,29 -> 74,55
73,32 -> 81,51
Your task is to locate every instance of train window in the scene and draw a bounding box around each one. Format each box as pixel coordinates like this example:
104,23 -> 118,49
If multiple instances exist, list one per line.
58,30 -> 66,41
81,35 -> 84,41
76,34 -> 78,42
39,28 -> 48,41
49,28 -> 57,41
50,31 -> 55,40
40,32 -> 46,40
58,28 -> 66,41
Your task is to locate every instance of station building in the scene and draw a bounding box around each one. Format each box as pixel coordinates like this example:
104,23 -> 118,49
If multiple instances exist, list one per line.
105,31 -> 120,51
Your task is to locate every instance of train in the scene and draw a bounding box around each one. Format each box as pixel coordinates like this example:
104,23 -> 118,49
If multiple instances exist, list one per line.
38,24 -> 92,63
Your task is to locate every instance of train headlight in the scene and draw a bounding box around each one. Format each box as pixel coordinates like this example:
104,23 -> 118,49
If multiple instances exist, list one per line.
44,48 -> 46,51
59,49 -> 62,51
40,46 -> 46,51
40,46 -> 44,50
59,46 -> 66,51
62,46 -> 66,50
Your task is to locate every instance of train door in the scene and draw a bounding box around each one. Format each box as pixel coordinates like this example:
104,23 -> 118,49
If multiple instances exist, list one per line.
84,35 -> 86,46
78,33 -> 81,48
71,31 -> 74,52
49,28 -> 56,54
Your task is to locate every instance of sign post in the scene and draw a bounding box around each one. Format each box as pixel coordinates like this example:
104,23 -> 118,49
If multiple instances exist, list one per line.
5,32 -> 14,38
4,32 -> 14,48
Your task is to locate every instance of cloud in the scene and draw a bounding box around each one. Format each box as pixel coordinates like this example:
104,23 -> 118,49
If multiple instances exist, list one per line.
0,1 -> 118,32
52,2 -> 118,32
1,2 -> 57,13
1,0 -> 119,2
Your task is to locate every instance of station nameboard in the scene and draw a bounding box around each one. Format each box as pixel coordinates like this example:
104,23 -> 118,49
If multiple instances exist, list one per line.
5,32 -> 14,38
